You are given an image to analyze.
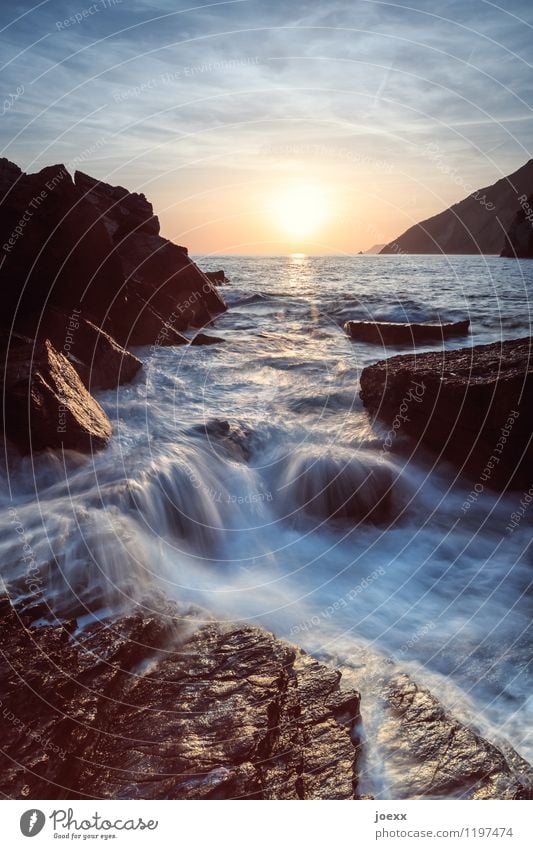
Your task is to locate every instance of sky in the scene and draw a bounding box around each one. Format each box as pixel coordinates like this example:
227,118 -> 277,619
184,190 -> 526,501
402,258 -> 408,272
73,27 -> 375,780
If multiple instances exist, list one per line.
1,0 -> 532,254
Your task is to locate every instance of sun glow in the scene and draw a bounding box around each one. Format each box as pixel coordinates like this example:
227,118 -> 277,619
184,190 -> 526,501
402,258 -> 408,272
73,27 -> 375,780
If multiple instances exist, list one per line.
269,184 -> 331,239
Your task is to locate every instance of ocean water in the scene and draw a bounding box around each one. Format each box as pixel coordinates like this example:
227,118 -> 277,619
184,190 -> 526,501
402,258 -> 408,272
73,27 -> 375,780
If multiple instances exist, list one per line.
1,254 -> 532,795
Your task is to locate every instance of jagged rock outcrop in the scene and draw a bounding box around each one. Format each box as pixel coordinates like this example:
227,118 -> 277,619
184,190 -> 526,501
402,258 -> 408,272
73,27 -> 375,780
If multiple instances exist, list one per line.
75,169 -> 160,240
0,597 -> 361,800
16,307 -> 142,391
359,336 -> 533,488
74,170 -> 226,338
383,672 -> 532,799
2,339 -> 112,453
501,193 -> 533,258
380,158 -> 533,254
345,319 -> 469,345
0,158 -> 228,454
0,160 -> 124,325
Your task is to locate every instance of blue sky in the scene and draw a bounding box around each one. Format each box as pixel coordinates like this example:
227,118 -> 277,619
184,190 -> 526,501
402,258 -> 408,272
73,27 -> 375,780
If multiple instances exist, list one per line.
1,0 -> 532,252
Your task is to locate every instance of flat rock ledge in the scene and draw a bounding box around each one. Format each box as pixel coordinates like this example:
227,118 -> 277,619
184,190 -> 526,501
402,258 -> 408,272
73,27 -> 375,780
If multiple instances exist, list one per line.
359,336 -> 533,488
0,597 -> 361,800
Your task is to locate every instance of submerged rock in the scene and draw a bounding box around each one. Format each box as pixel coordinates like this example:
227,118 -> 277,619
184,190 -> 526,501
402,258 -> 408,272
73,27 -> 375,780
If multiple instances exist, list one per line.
190,333 -> 224,346
276,450 -> 403,525
2,339 -> 112,453
204,269 -> 228,285
359,336 -> 533,488
0,598 -> 361,800
345,319 -> 470,345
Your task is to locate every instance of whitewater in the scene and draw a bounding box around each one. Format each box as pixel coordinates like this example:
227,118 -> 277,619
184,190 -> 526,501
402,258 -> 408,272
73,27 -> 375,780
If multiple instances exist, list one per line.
1,254 -> 531,796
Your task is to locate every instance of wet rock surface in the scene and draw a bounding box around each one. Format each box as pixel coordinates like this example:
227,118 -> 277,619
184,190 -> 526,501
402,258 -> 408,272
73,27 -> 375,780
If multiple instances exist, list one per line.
345,319 -> 470,345
2,339 -> 112,453
374,671 -> 532,799
0,597 -> 361,800
0,157 -> 228,456
359,336 -> 533,488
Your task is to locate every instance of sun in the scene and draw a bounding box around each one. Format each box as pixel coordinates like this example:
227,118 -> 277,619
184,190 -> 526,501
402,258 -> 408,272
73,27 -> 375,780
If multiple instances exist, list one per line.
269,183 -> 331,239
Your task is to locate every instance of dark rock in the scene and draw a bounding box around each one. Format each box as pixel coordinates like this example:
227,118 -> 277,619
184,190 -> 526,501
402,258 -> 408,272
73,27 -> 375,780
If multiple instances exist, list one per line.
2,339 -> 112,453
0,598 -> 361,800
192,418 -> 254,461
276,450 -> 401,524
359,336 -> 533,488
380,158 -> 533,255
16,308 -> 142,391
115,277 -> 189,347
0,160 -> 125,328
345,319 -> 470,345
204,269 -> 228,285
190,333 -> 224,346
75,170 -> 160,239
501,193 -> 533,258
383,673 -> 532,799
0,158 -> 226,346
115,230 -> 226,330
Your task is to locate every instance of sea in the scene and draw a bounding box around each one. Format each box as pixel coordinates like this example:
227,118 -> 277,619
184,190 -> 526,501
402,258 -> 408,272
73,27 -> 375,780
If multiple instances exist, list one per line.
1,254 -> 532,796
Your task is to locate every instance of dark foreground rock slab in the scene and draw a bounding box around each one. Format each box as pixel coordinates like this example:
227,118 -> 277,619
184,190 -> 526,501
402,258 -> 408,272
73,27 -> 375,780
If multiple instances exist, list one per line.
0,598 -> 361,800
359,336 -> 533,488
2,339 -> 112,453
345,319 -> 470,345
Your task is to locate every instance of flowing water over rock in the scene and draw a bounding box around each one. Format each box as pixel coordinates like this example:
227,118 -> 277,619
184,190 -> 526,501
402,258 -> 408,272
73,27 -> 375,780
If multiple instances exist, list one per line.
1,254 -> 532,796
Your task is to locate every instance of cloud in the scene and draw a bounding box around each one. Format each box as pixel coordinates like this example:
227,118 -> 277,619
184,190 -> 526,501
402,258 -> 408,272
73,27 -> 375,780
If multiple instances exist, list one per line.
1,0 -> 532,250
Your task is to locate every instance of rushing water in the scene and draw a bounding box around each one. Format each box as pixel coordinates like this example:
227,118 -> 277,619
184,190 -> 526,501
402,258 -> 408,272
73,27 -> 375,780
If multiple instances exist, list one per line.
1,254 -> 532,793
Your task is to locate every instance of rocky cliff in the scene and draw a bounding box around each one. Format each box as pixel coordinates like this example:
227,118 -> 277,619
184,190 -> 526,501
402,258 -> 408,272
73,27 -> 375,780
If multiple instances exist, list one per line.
501,193 -> 533,258
0,158 -> 227,454
380,158 -> 533,255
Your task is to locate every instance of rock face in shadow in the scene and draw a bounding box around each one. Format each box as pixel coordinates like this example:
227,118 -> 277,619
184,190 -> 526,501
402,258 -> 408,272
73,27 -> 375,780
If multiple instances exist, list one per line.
359,336 -> 533,488
0,160 -> 124,326
16,307 -> 142,391
345,319 -> 470,345
380,158 -> 533,254
2,339 -> 112,453
501,194 -> 533,258
74,170 -> 226,339
0,597 -> 361,800
204,269 -> 228,285
0,158 -> 228,455
0,158 -> 226,346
